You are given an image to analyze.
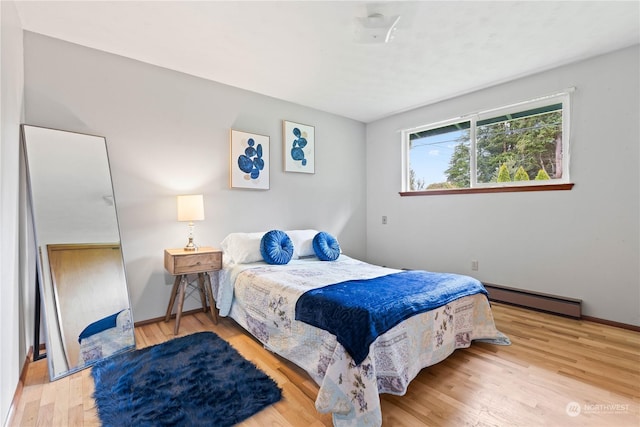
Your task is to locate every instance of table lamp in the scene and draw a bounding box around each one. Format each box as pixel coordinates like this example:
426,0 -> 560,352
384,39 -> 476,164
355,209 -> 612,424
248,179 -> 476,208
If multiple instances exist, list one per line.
177,194 -> 205,251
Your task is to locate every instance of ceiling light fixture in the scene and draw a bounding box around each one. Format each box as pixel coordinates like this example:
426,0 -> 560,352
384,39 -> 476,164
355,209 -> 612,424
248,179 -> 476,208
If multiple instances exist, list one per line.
355,13 -> 401,44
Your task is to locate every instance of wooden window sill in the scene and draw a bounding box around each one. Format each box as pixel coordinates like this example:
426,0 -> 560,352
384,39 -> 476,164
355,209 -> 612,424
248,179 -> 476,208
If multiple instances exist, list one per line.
399,183 -> 574,197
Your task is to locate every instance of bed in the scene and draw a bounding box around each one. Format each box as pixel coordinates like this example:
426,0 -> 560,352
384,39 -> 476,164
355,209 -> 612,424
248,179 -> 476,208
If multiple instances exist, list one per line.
215,230 -> 510,427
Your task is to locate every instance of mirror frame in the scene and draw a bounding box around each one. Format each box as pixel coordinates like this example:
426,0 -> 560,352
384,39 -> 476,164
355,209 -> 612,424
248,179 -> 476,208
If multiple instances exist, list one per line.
21,124 -> 135,380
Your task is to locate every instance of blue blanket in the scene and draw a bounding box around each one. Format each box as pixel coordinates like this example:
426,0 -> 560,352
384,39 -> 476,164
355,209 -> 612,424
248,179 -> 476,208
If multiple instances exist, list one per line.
295,270 -> 488,365
78,310 -> 122,343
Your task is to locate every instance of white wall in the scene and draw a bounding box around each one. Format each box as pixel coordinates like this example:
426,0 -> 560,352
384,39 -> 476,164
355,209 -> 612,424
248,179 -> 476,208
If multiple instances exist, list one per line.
23,32 -> 367,323
0,1 -> 25,424
366,46 -> 640,326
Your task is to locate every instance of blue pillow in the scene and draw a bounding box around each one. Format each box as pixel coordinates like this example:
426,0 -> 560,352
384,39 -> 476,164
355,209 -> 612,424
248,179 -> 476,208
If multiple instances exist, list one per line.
260,230 -> 294,265
313,232 -> 340,261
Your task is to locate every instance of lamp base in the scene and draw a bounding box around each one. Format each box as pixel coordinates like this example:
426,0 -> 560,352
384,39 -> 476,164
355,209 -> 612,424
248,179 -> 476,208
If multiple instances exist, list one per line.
183,222 -> 199,251
184,236 -> 198,251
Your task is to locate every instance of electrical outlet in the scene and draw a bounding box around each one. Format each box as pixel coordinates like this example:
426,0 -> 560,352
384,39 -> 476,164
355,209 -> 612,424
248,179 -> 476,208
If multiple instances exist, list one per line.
471,260 -> 479,271
382,215 -> 387,225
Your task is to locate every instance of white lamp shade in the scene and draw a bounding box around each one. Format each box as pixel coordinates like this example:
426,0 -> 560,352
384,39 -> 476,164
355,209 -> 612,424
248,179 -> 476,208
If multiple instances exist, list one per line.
177,194 -> 205,222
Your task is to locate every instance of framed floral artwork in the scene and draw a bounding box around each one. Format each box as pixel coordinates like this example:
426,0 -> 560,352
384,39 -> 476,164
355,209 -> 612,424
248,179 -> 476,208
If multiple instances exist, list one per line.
283,120 -> 314,174
230,129 -> 270,190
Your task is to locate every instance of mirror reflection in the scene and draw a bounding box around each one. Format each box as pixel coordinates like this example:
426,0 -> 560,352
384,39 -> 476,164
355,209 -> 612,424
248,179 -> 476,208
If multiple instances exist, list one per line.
22,125 -> 135,380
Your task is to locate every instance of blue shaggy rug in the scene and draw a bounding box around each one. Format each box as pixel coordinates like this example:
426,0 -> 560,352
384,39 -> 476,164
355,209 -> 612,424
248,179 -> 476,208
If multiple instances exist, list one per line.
91,331 -> 282,427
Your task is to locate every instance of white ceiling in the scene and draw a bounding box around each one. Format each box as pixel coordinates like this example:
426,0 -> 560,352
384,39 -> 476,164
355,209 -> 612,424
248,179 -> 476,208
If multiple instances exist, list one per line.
14,1 -> 640,123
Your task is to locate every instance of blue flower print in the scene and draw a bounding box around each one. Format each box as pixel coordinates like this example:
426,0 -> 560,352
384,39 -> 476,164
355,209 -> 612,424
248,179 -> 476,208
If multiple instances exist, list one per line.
290,127 -> 308,166
237,137 -> 264,180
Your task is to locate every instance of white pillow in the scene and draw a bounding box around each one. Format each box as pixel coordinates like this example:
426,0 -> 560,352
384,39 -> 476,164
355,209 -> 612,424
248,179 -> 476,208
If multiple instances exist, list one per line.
286,229 -> 319,259
220,232 -> 265,264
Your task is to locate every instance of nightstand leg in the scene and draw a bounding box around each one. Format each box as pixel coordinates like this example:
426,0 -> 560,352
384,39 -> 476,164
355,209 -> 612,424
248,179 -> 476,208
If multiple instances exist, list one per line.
165,275 -> 181,322
174,275 -> 188,335
196,273 -> 208,312
204,272 -> 218,324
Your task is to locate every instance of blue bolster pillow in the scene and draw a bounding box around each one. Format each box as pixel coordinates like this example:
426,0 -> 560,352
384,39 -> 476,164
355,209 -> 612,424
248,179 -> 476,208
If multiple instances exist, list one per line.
313,231 -> 340,261
260,230 -> 294,265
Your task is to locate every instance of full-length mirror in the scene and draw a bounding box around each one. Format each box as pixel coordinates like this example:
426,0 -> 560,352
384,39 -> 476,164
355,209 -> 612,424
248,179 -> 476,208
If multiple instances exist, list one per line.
22,125 -> 135,380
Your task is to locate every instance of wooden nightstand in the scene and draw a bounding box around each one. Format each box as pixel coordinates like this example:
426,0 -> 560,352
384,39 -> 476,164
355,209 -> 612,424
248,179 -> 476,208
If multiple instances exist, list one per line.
164,247 -> 222,335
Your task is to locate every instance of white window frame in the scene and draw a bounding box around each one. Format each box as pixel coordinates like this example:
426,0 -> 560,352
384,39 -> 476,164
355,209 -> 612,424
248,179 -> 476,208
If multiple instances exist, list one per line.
402,90 -> 572,192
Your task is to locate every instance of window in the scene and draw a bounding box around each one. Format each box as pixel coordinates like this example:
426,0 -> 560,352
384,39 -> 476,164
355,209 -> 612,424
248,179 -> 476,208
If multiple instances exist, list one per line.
403,93 -> 571,193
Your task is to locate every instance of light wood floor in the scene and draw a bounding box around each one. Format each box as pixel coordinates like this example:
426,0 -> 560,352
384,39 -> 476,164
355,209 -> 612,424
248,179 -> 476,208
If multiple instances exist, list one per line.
9,303 -> 640,426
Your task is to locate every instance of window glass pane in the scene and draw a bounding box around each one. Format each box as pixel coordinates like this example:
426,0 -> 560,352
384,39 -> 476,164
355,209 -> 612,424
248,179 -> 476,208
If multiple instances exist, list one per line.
476,106 -> 562,184
409,121 -> 471,190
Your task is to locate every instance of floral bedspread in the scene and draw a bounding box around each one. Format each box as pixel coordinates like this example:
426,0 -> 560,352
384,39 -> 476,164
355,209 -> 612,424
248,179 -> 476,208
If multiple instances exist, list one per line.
78,308 -> 135,366
216,256 -> 509,427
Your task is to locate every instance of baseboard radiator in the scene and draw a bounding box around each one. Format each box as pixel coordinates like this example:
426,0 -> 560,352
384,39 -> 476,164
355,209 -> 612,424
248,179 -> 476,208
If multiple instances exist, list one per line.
483,282 -> 582,318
